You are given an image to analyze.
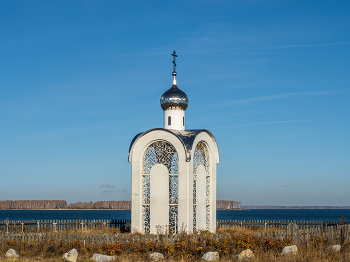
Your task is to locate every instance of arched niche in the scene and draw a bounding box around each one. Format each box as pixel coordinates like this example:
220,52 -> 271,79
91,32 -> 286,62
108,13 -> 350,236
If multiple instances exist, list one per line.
191,132 -> 218,233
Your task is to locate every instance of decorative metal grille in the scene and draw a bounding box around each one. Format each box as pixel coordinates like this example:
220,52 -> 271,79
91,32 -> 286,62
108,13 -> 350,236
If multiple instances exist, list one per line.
142,141 -> 178,234
169,205 -> 178,233
193,142 -> 210,231
142,205 -> 150,234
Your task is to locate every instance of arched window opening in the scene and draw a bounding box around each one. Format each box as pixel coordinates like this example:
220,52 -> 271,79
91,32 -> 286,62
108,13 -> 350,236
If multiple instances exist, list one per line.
142,141 -> 178,234
168,116 -> 171,126
193,142 -> 210,231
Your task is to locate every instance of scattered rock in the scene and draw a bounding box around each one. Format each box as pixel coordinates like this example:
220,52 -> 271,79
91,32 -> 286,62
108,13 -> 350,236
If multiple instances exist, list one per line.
63,248 -> 78,262
287,223 -> 299,235
92,254 -> 116,262
326,245 -> 341,252
202,251 -> 219,261
5,249 -> 20,258
149,252 -> 164,261
238,249 -> 254,261
281,245 -> 298,255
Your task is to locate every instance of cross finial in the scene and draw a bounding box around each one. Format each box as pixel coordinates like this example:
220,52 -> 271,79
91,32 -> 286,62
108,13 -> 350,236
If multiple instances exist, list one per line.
171,50 -> 178,73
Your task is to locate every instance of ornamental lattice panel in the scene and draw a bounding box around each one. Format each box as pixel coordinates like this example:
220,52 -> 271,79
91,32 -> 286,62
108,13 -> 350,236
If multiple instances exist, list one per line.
193,141 -> 210,231
142,141 -> 178,233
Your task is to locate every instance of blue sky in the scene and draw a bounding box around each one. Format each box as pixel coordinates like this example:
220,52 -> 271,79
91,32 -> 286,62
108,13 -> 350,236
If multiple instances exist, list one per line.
1,1 -> 349,205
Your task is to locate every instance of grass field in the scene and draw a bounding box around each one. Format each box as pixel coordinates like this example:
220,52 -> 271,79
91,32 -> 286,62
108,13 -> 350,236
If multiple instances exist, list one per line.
1,226 -> 349,261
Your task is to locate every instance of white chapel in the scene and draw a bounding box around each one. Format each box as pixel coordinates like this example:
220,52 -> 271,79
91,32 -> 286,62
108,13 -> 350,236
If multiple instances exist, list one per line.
128,51 -> 219,234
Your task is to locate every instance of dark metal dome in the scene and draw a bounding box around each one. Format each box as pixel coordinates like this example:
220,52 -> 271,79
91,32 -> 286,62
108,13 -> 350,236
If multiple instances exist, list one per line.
160,84 -> 188,111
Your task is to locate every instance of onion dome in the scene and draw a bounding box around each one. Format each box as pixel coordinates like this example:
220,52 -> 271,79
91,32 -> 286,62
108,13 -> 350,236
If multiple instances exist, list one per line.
160,72 -> 188,111
161,51 -> 188,111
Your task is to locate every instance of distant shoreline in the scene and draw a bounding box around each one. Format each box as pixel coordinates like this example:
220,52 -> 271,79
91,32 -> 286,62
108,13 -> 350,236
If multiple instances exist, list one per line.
1,207 -> 350,211
0,209 -> 129,211
242,206 -> 350,210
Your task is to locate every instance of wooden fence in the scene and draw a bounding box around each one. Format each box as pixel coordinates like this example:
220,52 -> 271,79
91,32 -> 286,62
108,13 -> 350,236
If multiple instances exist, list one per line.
0,217 -> 347,241
217,218 -> 349,230
1,225 -> 350,246
1,218 -> 348,234
0,219 -> 130,233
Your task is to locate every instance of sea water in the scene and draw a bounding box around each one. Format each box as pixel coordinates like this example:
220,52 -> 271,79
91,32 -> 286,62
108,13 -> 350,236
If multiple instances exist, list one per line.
1,209 -> 350,222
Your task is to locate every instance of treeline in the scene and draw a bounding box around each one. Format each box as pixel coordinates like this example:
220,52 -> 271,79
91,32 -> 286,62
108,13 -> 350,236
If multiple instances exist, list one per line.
0,200 -> 131,210
216,200 -> 242,210
243,205 -> 350,209
68,201 -> 131,210
1,200 -> 241,210
0,200 -> 67,210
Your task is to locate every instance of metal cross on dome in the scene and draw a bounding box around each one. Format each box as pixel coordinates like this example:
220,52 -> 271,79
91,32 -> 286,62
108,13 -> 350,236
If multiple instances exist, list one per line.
171,50 -> 178,73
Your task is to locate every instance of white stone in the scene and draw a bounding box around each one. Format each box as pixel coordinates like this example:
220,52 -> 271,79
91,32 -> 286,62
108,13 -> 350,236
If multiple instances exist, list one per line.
326,245 -> 341,252
164,109 -> 185,130
129,129 -> 219,234
149,252 -> 164,261
92,254 -> 116,262
202,251 -> 219,261
287,223 -> 299,235
238,249 -> 254,261
5,249 -> 20,258
63,248 -> 78,262
281,245 -> 298,255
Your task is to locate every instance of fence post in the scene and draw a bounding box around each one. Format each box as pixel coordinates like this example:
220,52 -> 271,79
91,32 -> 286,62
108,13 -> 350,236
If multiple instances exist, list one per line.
6,219 -> 9,234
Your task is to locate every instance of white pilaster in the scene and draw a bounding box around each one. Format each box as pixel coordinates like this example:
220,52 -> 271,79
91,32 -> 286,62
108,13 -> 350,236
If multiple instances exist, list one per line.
150,164 -> 169,234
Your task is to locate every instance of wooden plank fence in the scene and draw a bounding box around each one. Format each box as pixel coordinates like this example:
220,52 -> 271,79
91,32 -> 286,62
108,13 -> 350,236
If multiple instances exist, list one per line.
0,219 -> 130,233
1,218 -> 348,234
1,225 -> 350,246
217,217 -> 349,230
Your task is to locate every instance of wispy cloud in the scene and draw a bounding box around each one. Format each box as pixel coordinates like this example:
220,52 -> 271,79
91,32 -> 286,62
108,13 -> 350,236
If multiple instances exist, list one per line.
33,124 -> 106,138
215,119 -> 311,130
117,189 -> 128,193
81,42 -> 350,59
181,42 -> 350,54
283,185 -> 290,189
210,90 -> 342,109
102,190 -> 114,193
100,184 -> 114,189
234,119 -> 310,127
266,42 -> 350,49
84,51 -> 169,59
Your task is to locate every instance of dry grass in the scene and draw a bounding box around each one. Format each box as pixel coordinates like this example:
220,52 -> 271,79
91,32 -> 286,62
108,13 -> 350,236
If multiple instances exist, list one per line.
216,225 -> 279,235
1,245 -> 348,261
61,227 -> 122,235
16,227 -> 123,235
13,225 -> 276,236
1,226 -> 349,262
1,247 -> 350,262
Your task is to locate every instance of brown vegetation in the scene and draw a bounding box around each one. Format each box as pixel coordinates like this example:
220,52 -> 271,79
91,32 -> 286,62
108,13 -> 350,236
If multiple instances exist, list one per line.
0,200 -> 131,210
68,201 -> 131,210
1,226 -> 349,261
0,200 -> 242,210
0,200 -> 67,210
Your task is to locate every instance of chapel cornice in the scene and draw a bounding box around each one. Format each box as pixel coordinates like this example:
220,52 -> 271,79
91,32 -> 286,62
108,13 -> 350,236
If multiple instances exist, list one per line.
128,128 -> 219,163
